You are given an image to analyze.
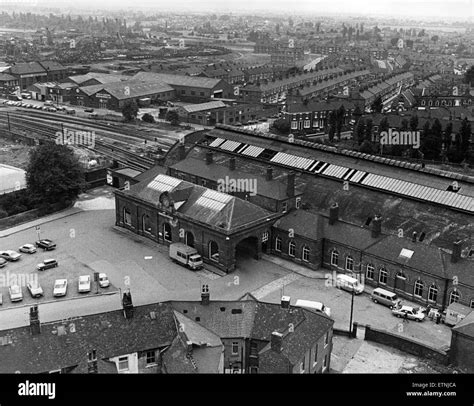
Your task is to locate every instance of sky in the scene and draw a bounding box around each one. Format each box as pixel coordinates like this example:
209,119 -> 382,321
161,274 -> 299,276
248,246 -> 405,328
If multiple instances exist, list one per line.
33,0 -> 473,20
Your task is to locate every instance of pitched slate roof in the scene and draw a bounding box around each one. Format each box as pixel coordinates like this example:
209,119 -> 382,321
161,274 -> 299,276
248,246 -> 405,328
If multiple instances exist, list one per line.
452,310 -> 474,337
9,61 -> 46,75
134,71 -> 223,89
80,80 -> 174,100
170,157 -> 303,200
38,60 -> 66,72
0,302 -> 177,373
0,73 -> 17,81
273,210 -> 323,240
122,174 -> 276,232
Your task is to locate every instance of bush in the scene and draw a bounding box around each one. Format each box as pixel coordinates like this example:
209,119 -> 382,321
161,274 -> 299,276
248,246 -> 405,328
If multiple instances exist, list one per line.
142,113 -> 155,123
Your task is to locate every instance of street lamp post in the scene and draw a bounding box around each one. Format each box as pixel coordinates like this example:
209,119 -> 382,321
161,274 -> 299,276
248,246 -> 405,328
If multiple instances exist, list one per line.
349,286 -> 355,334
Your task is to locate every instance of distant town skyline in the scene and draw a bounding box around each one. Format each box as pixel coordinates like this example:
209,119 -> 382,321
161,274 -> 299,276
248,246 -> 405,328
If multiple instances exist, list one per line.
28,0 -> 474,21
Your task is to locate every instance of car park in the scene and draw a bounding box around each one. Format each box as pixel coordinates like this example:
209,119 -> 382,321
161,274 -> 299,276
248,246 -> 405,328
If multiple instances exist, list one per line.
0,258 -> 7,268
9,285 -> 23,302
98,273 -> 110,288
37,258 -> 58,271
27,281 -> 44,298
53,279 -> 68,297
391,305 -> 426,322
0,250 -> 22,261
78,275 -> 91,293
36,239 -> 56,250
19,244 -> 37,254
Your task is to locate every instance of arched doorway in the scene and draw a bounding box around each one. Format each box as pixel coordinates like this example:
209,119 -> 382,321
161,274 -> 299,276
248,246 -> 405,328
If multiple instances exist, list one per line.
235,236 -> 259,263
209,240 -> 219,262
185,231 -> 195,248
163,223 -> 172,242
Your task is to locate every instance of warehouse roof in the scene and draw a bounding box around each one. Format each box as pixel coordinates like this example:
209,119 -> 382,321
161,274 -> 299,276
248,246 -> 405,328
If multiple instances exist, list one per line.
80,80 -> 174,100
134,71 -> 224,89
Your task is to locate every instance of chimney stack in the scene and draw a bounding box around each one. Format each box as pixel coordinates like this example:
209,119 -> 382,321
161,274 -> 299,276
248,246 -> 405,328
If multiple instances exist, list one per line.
451,240 -> 462,263
412,232 -> 417,243
270,332 -> 283,353
122,290 -> 134,319
201,284 -> 210,305
29,305 -> 40,335
266,167 -> 273,181
178,144 -> 186,161
329,203 -> 339,225
281,296 -> 291,309
206,151 -> 213,165
229,157 -> 236,171
287,171 -> 295,198
371,215 -> 382,238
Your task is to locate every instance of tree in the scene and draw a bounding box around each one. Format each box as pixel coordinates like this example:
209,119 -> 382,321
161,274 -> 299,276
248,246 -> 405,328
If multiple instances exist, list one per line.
464,65 -> 474,86
166,110 -> 180,126
328,110 -> 337,141
121,100 -> 139,122
142,113 -> 155,123
26,143 -> 85,206
336,105 -> 346,136
270,118 -> 290,135
459,118 -> 472,160
444,122 -> 453,148
371,96 -> 383,113
364,119 -> 373,142
354,119 -> 365,145
409,115 -> 419,131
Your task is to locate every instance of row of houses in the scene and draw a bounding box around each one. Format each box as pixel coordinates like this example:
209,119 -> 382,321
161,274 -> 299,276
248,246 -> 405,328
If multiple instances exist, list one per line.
0,292 -> 334,374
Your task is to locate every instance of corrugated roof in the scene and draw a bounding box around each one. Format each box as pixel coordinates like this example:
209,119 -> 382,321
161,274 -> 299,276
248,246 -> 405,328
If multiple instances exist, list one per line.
181,101 -> 226,113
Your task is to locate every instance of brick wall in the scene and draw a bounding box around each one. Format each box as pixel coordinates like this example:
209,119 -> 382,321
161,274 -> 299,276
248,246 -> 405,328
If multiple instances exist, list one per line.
449,331 -> 474,372
365,325 -> 449,365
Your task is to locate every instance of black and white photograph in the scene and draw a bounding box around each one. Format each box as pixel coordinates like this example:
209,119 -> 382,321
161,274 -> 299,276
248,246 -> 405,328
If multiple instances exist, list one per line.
0,0 -> 472,402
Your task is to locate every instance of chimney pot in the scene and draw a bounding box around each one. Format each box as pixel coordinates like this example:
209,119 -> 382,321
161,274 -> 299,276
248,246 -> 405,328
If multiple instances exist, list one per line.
281,296 -> 291,309
371,215 -> 382,238
412,232 -> 417,243
451,240 -> 462,263
329,203 -> 339,225
270,331 -> 283,353
266,167 -> 273,181
287,171 -> 295,198
122,290 -> 134,319
201,284 -> 210,305
206,151 -> 213,165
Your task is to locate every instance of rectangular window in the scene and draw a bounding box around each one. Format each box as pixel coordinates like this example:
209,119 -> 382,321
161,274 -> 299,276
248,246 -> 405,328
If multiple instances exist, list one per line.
232,342 -> 239,355
118,356 -> 129,371
146,350 -> 156,365
313,345 -> 318,365
275,237 -> 282,252
324,332 -> 329,347
181,90 -> 185,95
291,121 -> 297,130
296,197 -> 301,209
379,270 -> 388,285
304,120 -> 310,128
470,299 -> 474,309
262,232 -> 269,242
300,358 -> 305,373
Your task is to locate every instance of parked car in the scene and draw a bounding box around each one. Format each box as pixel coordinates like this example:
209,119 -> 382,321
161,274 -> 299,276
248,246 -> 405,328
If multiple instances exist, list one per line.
44,100 -> 54,106
53,279 -> 68,297
0,258 -> 7,268
37,258 -> 58,271
36,239 -> 56,250
98,273 -> 110,288
371,287 -> 401,309
391,305 -> 426,322
19,244 -> 37,254
27,281 -> 44,298
78,275 -> 91,293
65,108 -> 76,115
0,250 -> 22,261
9,285 -> 23,302
84,108 -> 94,113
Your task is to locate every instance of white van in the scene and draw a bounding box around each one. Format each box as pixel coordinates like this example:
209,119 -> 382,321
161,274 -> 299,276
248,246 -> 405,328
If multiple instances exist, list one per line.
371,287 -> 401,309
336,274 -> 364,294
169,243 -> 203,270
295,299 -> 331,317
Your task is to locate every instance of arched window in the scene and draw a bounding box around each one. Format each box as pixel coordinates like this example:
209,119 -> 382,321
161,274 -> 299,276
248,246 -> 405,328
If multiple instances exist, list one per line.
142,214 -> 152,234
450,290 -> 460,304
414,280 -> 424,297
275,237 -> 282,252
346,256 -> 354,271
428,285 -> 438,302
379,268 -> 388,285
366,264 -> 375,280
302,246 -> 309,262
331,250 -> 339,266
288,241 -> 296,257
209,240 -> 219,261
163,223 -> 172,242
123,207 -> 131,226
